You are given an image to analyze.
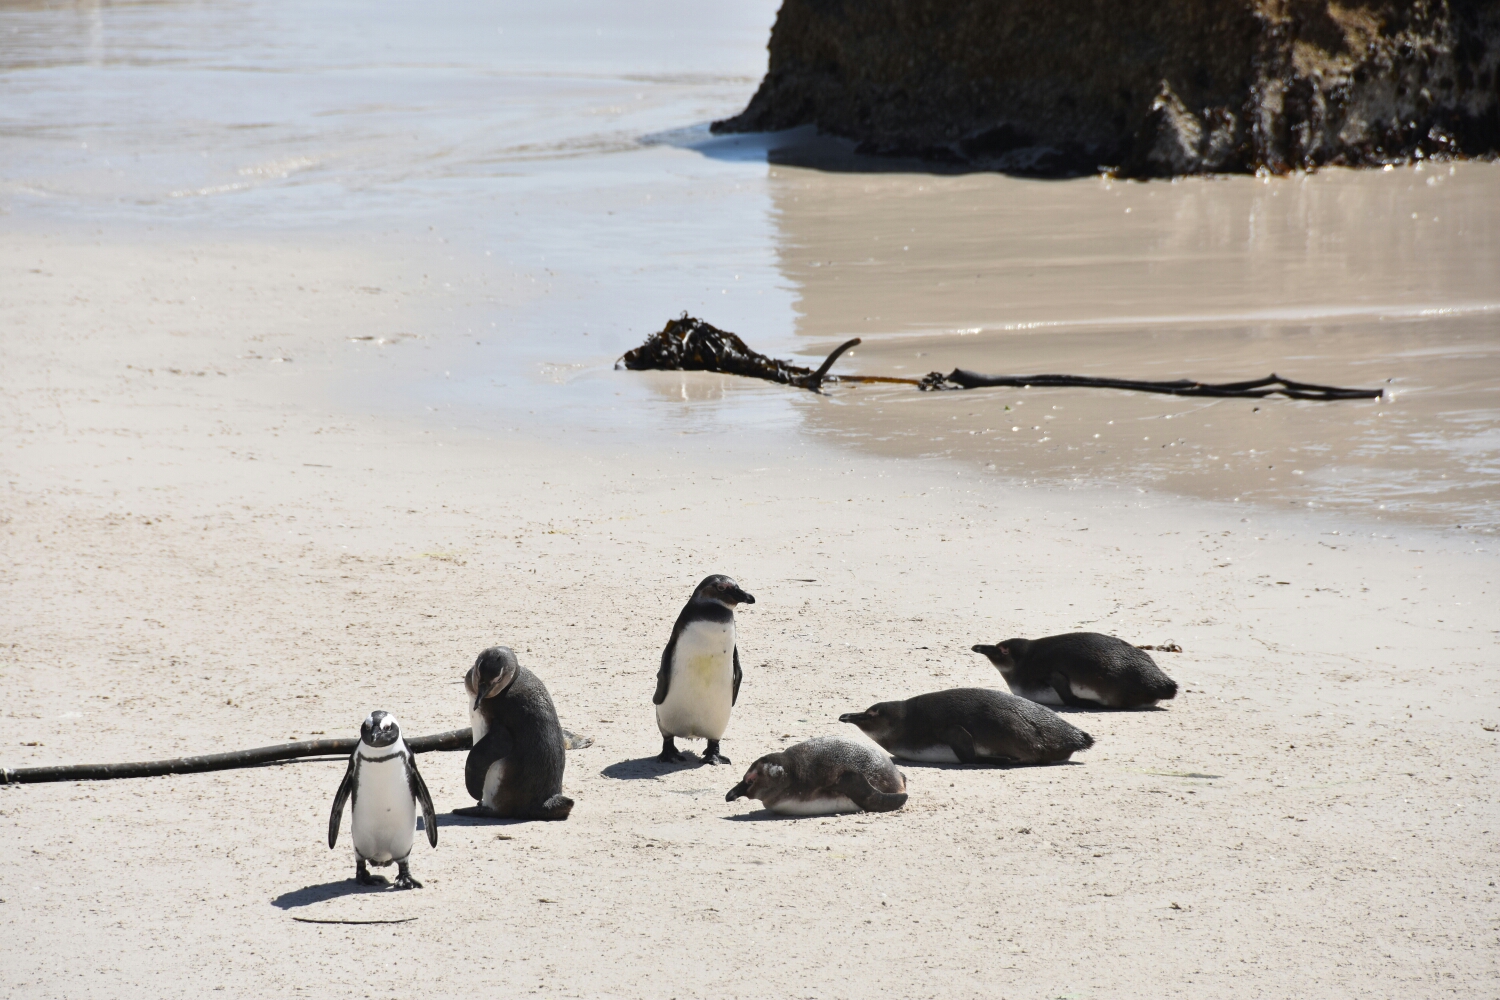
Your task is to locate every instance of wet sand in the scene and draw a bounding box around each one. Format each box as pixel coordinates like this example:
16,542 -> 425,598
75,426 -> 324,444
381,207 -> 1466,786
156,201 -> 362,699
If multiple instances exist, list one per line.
755,159 -> 1500,530
3,1 -> 1499,997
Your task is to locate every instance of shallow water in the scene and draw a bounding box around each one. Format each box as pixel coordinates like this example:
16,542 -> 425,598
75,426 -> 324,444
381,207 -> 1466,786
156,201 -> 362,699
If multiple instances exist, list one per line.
4,0 -> 1497,529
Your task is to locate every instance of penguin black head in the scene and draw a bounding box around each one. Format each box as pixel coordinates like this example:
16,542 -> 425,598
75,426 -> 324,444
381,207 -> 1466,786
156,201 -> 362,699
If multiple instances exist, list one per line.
724,754 -> 788,803
692,574 -> 755,608
972,640 -> 1027,673
465,646 -> 521,711
838,701 -> 906,743
361,710 -> 401,748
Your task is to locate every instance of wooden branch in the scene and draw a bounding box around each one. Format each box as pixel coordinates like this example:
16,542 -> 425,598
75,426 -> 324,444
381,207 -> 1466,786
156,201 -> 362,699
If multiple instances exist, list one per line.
0,729 -> 475,785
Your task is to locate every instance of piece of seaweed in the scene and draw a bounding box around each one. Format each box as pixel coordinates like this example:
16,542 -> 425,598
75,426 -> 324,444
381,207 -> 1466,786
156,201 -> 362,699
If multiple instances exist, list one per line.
940,369 -> 1384,400
618,315 -> 864,392
619,315 -> 1385,401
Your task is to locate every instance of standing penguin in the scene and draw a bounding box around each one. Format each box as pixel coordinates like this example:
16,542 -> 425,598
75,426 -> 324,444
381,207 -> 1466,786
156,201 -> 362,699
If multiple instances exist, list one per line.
455,646 -> 574,821
972,632 -> 1178,709
328,710 -> 437,889
654,574 -> 755,764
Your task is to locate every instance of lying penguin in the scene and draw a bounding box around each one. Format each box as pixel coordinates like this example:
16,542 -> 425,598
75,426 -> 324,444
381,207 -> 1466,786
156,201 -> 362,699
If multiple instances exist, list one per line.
972,631 -> 1178,709
725,736 -> 907,815
840,688 -> 1092,765
455,646 -> 574,821
654,574 -> 755,765
328,710 -> 437,889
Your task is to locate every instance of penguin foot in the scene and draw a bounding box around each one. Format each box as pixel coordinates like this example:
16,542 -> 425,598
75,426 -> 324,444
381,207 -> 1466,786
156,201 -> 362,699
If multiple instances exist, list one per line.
700,740 -> 730,765
452,804 -> 502,818
657,736 -> 690,764
393,862 -> 422,890
355,860 -> 387,886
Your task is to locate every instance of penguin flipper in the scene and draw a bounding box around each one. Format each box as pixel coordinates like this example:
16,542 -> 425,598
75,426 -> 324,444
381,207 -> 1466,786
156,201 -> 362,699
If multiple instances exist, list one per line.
407,752 -> 438,849
464,727 -> 515,803
652,639 -> 674,706
1048,671 -> 1098,708
732,646 -> 742,706
328,753 -> 356,849
945,725 -> 979,765
834,771 -> 908,813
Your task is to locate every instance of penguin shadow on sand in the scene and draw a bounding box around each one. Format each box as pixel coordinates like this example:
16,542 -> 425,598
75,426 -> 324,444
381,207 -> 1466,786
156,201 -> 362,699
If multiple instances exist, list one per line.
273,812 -> 441,908
271,878 -> 403,909
600,751 -> 728,780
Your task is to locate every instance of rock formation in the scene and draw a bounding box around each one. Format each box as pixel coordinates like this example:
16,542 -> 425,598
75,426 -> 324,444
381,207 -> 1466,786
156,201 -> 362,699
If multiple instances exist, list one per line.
713,0 -> 1500,176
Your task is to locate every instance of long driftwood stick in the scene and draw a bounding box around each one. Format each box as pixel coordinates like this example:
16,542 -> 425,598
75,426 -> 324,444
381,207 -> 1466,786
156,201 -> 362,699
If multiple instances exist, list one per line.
0,728 -> 592,785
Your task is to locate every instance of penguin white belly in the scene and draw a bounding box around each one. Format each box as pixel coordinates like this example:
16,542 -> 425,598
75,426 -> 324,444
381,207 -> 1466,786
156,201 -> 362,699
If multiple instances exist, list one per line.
656,620 -> 735,740
770,795 -> 860,816
1070,681 -> 1107,704
468,704 -> 511,807
1013,685 -> 1064,707
894,745 -> 961,764
350,751 -> 416,864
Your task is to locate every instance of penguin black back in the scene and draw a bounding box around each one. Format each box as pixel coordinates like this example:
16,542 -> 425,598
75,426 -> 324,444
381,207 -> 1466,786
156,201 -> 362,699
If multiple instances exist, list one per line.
458,646 -> 573,820
972,631 -> 1178,709
840,687 -> 1093,765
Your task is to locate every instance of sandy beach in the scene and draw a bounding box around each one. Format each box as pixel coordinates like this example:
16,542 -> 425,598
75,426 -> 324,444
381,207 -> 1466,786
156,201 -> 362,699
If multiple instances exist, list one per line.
3,2 -> 1498,998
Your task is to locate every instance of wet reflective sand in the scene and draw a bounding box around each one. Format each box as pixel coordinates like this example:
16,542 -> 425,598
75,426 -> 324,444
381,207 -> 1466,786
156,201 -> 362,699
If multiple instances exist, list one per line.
764,163 -> 1500,527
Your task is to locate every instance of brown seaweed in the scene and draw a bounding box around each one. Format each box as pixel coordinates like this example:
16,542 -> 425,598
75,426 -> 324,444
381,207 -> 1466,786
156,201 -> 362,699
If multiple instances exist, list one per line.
620,315 -> 1385,401
940,369 -> 1384,401
618,315 -> 866,392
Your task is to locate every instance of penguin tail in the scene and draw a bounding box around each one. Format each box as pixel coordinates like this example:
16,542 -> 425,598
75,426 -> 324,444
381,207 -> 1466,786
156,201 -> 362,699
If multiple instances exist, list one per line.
1156,678 -> 1179,700
532,794 -> 574,821
1075,730 -> 1096,752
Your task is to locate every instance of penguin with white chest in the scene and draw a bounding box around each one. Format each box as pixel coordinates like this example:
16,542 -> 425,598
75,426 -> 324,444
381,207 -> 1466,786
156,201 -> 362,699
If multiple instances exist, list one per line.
653,574 -> 755,764
328,710 -> 437,889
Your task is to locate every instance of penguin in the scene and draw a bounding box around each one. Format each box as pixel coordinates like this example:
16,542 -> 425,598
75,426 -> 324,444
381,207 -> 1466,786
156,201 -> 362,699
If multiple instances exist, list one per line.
725,736 -> 907,815
327,710 -> 437,889
972,632 -> 1178,709
653,574 -> 755,765
839,688 -> 1092,765
454,646 -> 574,821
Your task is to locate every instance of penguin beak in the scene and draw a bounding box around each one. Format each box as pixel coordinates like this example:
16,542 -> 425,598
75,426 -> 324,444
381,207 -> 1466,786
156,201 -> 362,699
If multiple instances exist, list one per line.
838,711 -> 872,725
733,588 -> 755,606
972,644 -> 998,656
725,780 -> 750,802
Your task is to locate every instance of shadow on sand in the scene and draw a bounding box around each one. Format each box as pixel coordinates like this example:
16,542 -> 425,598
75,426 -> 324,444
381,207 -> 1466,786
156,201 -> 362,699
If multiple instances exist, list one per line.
600,754 -> 734,780
271,879 -> 396,909
441,810 -> 554,828
892,758 -> 1087,771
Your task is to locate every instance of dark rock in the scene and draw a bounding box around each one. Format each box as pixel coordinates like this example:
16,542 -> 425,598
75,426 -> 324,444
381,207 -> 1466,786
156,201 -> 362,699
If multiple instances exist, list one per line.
713,0 -> 1500,176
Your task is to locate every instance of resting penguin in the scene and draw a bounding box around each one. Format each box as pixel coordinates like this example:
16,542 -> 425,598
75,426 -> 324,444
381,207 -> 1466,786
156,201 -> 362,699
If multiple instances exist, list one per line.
653,574 -> 755,765
725,736 -> 907,815
839,688 -> 1092,765
328,710 -> 437,889
454,646 -> 574,821
972,632 -> 1178,709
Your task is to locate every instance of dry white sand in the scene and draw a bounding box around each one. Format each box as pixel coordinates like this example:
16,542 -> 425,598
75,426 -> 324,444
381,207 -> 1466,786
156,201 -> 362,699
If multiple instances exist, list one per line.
2,233 -> 1496,999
